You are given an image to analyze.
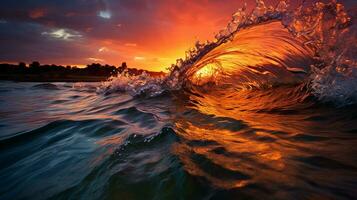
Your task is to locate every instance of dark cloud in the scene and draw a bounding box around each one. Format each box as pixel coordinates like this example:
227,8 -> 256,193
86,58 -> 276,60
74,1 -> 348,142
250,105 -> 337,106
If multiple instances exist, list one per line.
0,21 -> 94,64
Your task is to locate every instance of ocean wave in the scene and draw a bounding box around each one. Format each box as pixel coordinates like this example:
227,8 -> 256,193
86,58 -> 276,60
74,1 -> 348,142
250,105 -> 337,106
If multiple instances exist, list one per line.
100,0 -> 356,106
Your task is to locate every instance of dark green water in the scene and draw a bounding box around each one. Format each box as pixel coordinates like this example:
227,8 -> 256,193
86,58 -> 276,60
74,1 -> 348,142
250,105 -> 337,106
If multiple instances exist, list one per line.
0,81 -> 357,200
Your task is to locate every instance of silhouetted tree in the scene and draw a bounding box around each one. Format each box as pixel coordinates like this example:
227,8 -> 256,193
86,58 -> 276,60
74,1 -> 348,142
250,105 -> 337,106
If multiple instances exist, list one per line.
18,62 -> 26,69
29,61 -> 40,68
29,61 -> 40,73
118,62 -> 127,73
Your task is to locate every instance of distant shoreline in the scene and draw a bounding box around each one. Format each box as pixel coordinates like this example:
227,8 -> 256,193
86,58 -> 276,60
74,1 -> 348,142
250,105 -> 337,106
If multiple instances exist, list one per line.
0,62 -> 166,82
0,74 -> 109,82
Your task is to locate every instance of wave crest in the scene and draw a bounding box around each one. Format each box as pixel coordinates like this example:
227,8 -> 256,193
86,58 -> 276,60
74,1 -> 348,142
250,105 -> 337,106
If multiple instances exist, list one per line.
101,0 -> 356,105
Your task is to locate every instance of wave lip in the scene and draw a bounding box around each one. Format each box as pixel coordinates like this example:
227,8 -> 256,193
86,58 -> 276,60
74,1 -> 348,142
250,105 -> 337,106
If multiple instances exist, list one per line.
186,20 -> 314,88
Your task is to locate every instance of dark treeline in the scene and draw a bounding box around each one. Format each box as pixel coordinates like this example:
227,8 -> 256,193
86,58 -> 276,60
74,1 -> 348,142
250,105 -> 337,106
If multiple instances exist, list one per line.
0,61 -> 165,82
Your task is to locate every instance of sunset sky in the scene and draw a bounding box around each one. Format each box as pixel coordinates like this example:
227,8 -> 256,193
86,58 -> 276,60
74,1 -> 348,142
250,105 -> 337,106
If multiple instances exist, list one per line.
0,0 -> 353,71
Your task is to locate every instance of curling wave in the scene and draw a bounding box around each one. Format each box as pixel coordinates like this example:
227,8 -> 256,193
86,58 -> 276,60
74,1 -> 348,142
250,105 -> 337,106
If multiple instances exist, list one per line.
101,0 -> 356,105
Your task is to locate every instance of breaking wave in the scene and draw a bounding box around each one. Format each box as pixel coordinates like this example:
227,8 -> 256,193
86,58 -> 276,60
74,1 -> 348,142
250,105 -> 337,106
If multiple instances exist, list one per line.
101,0 -> 356,105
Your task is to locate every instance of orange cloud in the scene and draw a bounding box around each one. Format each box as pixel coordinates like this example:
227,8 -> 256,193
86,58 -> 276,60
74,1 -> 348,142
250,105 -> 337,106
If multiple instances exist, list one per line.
125,43 -> 137,47
88,57 -> 105,62
29,8 -> 47,19
98,47 -> 108,52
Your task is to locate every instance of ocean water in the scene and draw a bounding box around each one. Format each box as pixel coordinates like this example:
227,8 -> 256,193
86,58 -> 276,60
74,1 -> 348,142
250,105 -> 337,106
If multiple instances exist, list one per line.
0,81 -> 357,200
1,0 -> 357,199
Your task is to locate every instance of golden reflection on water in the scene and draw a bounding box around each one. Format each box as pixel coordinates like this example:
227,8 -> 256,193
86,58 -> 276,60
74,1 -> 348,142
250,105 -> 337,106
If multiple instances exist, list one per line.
170,87 -> 329,189
172,120 -> 287,189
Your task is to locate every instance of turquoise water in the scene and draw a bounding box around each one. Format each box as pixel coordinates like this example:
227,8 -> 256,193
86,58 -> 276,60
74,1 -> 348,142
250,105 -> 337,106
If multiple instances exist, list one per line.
0,81 -> 357,200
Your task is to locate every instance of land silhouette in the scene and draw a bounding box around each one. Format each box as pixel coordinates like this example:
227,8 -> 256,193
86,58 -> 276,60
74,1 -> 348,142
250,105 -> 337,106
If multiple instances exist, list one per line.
0,62 -> 165,82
